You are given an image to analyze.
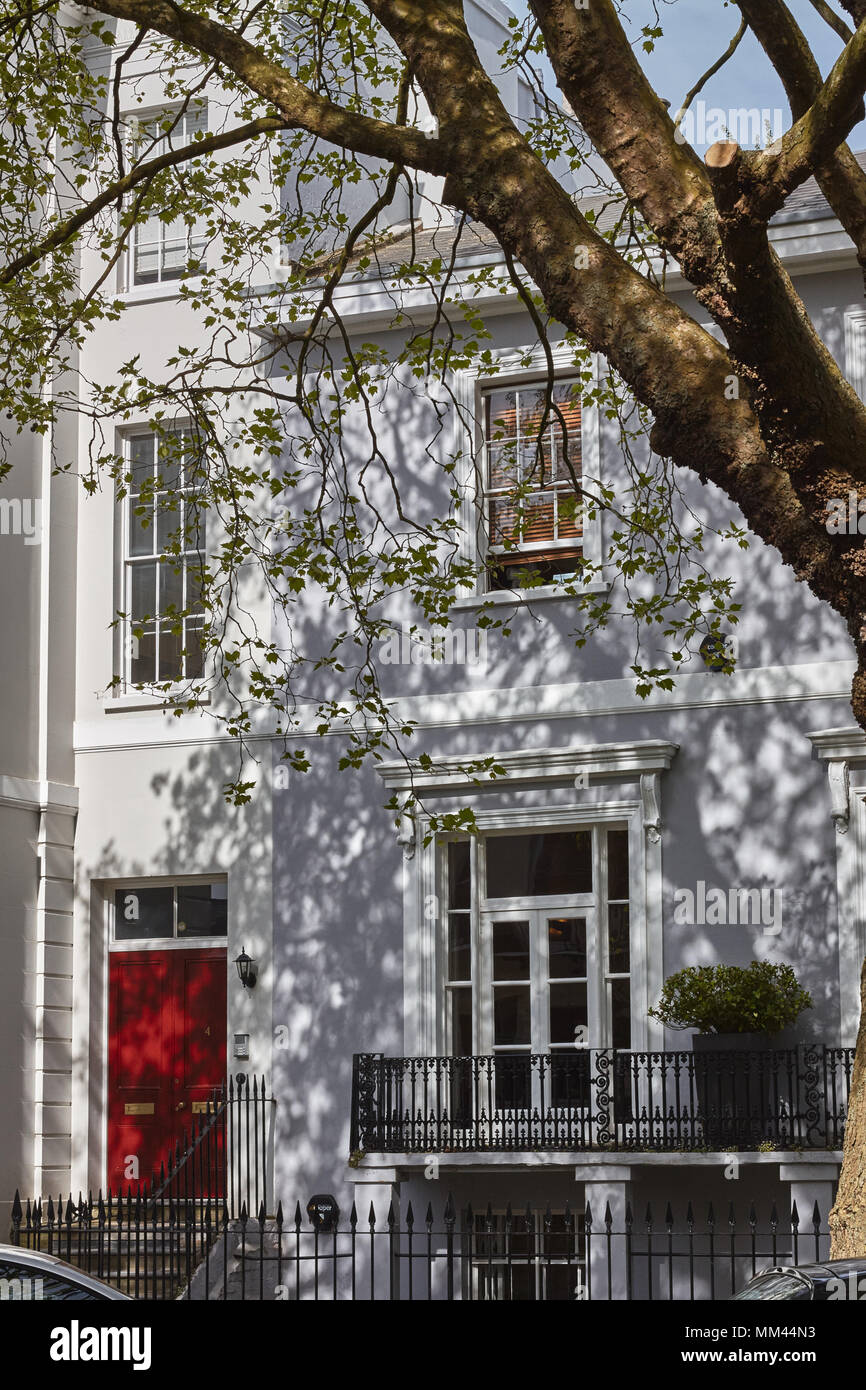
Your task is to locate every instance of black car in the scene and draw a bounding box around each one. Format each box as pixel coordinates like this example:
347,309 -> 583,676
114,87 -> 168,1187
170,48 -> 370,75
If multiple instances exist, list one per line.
733,1259 -> 866,1300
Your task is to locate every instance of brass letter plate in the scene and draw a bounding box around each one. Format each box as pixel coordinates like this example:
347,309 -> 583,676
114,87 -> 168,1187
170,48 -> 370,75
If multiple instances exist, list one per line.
124,1102 -> 154,1116
191,1101 -> 215,1114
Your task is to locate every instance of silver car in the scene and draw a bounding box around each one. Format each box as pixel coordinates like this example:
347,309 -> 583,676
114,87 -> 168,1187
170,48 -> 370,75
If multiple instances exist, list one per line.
0,1243 -> 130,1300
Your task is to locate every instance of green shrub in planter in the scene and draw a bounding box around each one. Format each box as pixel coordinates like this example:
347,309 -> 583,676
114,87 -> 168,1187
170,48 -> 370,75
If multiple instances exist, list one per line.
648,961 -> 812,1036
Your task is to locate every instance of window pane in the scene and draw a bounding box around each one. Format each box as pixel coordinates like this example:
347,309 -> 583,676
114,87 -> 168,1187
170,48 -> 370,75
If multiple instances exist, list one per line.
128,500 -> 154,557
610,977 -> 631,1049
549,1052 -> 590,1108
494,985 -> 531,1045
134,234 -> 159,284
494,1053 -> 531,1110
159,559 -> 184,614
607,829 -> 629,900
158,622 -> 182,681
488,495 -> 520,548
130,562 -> 156,621
130,628 -> 156,683
518,387 -> 550,447
492,920 -> 530,980
114,887 -> 173,940
185,557 -> 205,612
548,917 -> 586,978
448,840 -> 471,910
129,435 -> 154,491
556,378 -> 583,442
521,493 -> 555,544
176,883 -> 227,938
156,500 -> 182,552
549,981 -> 587,1045
184,619 -> 204,678
156,438 -> 183,492
448,913 -> 471,982
451,988 -> 473,1055
607,903 -> 630,973
487,442 -> 520,491
485,390 -> 518,441
185,501 -> 206,553
486,832 -> 592,898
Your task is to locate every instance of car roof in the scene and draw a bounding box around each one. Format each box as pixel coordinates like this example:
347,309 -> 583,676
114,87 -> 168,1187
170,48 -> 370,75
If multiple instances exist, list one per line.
0,1243 -> 131,1298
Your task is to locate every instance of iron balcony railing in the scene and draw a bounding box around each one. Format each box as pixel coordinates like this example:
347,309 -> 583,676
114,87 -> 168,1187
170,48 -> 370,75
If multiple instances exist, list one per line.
350,1047 -> 854,1154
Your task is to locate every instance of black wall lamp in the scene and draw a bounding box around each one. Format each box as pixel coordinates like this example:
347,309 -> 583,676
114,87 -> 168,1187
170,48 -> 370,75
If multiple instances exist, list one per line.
234,946 -> 258,989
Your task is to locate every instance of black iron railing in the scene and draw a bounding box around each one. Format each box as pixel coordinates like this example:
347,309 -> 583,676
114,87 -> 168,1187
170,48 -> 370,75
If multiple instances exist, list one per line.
350,1047 -> 854,1153
9,1073 -> 275,1299
138,1194 -> 834,1300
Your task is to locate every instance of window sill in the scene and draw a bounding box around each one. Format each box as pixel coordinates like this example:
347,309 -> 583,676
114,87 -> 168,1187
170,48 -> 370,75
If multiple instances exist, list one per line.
103,686 -> 211,714
451,580 -> 610,609
116,277 -> 206,307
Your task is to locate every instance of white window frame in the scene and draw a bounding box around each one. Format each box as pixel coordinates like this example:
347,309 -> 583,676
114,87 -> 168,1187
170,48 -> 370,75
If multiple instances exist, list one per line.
807,726 -> 866,1043
108,874 -> 229,951
378,740 -> 676,1059
449,344 -> 605,606
121,102 -> 209,293
116,426 -> 207,692
467,1204 -> 586,1302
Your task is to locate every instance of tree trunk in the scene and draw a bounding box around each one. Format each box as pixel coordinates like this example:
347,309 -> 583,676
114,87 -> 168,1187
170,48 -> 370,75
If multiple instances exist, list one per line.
830,956 -> 866,1256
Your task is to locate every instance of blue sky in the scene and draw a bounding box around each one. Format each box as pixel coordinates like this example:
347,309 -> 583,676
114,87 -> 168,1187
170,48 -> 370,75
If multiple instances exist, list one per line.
509,0 -> 866,153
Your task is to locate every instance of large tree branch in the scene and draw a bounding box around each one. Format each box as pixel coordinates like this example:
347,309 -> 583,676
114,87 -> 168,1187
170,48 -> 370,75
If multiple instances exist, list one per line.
526,0 -> 722,286
87,0 -> 451,176
735,0 -> 866,270
748,17 -> 866,216
809,0 -> 855,43
0,115 -> 287,285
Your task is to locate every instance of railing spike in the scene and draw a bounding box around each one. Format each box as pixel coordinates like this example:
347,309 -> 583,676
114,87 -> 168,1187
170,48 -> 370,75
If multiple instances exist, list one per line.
350,1201 -> 358,1230
294,1201 -> 303,1231
368,1201 -> 376,1229
276,1201 -> 284,1230
406,1201 -> 414,1229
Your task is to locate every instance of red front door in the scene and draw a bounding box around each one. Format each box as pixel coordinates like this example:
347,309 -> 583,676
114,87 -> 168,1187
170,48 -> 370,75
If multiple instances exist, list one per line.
108,948 -> 227,1192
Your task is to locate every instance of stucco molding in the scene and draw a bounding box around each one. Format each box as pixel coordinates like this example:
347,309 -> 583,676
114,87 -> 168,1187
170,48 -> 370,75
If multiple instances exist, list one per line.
377,739 -> 679,795
0,776 -> 79,816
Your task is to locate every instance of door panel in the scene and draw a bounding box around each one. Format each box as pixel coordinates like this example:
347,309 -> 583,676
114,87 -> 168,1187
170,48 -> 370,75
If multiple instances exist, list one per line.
108,948 -> 226,1192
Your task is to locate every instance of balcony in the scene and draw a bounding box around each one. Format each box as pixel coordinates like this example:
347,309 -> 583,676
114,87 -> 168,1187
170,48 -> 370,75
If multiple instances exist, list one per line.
350,1047 -> 854,1154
